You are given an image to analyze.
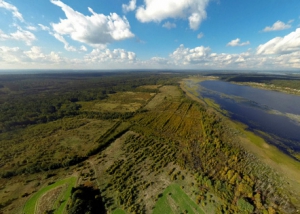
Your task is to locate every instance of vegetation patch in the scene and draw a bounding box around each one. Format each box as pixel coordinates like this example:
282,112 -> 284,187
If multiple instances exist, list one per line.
78,91 -> 153,113
23,176 -> 77,214
112,208 -> 127,214
153,184 -> 205,214
0,118 -> 116,177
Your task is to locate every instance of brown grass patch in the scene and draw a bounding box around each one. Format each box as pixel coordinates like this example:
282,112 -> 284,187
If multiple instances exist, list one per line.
36,185 -> 65,214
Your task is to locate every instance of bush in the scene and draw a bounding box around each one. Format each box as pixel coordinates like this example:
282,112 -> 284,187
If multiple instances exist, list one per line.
237,198 -> 254,213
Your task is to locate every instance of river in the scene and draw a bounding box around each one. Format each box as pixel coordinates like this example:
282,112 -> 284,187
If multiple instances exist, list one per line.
195,80 -> 300,158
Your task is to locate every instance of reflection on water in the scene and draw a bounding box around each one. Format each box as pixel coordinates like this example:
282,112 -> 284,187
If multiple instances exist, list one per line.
198,80 -> 300,157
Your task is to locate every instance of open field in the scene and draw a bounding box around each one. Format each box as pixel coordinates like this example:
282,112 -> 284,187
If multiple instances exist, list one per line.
153,184 -> 205,214
144,85 -> 182,110
78,91 -> 154,113
23,176 -> 77,214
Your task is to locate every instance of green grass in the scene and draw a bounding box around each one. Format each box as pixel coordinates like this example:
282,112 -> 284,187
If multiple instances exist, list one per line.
23,176 -> 77,214
112,209 -> 127,214
54,177 -> 77,214
153,184 -> 205,214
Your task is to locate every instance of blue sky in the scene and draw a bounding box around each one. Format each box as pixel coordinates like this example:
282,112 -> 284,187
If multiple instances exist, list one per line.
0,0 -> 300,70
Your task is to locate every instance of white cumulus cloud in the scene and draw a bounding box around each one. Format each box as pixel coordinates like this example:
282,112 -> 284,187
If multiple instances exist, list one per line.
122,0 -> 136,13
136,0 -> 210,30
85,48 -> 136,63
263,20 -> 291,32
170,44 -> 211,64
0,0 -> 24,22
50,0 -> 134,46
0,27 -> 36,45
162,21 -> 176,29
227,38 -> 250,47
257,28 -> 300,55
0,46 -> 65,65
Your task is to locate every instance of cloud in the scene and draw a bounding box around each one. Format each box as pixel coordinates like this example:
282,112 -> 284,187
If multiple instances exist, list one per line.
166,43 -> 300,69
122,0 -> 136,13
85,48 -> 136,64
0,46 -> 23,63
227,38 -> 250,47
24,46 -> 46,60
80,45 -> 87,52
150,57 -> 169,64
0,45 -> 137,68
0,27 -> 36,45
170,44 -> 211,64
53,33 -> 76,52
50,0 -> 134,46
0,46 -> 64,64
197,32 -> 204,39
136,0 -> 210,30
38,24 -> 50,31
263,20 -> 291,32
0,0 -> 24,22
26,26 -> 37,31
162,21 -> 176,29
257,28 -> 300,55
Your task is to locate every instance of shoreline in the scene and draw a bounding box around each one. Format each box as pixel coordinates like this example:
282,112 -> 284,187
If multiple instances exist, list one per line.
180,77 -> 300,198
231,81 -> 300,96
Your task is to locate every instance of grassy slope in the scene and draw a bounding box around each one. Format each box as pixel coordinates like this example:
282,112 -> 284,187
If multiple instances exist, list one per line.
153,184 -> 205,214
23,176 -> 77,214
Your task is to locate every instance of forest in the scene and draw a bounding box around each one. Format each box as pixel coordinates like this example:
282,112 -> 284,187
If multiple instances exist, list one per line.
0,71 -> 299,214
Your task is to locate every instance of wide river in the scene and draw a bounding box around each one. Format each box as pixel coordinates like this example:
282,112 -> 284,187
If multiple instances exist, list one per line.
195,80 -> 300,158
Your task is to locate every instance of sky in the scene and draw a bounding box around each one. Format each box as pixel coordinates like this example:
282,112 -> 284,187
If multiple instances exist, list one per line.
0,0 -> 300,70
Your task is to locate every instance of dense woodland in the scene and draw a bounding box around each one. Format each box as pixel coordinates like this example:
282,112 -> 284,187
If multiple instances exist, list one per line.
0,71 -> 299,214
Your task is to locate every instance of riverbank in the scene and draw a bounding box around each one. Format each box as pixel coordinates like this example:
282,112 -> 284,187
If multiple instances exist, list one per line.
180,77 -> 300,206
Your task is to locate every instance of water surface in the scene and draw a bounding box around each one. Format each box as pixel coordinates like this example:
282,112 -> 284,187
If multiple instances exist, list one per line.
197,80 -> 300,156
